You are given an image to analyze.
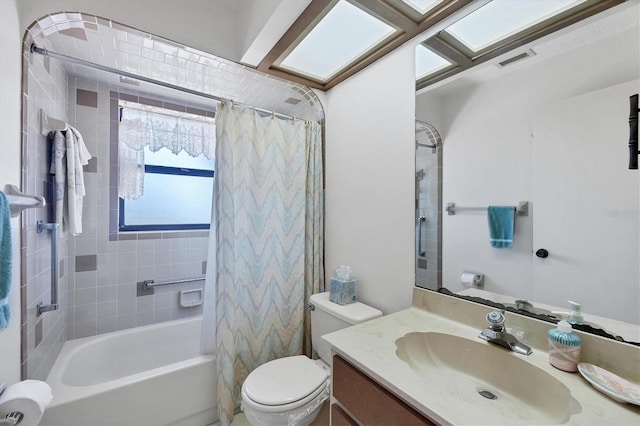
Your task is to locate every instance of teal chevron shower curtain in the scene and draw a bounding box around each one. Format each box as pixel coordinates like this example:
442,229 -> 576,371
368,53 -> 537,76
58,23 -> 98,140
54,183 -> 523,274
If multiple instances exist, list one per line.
207,102 -> 323,426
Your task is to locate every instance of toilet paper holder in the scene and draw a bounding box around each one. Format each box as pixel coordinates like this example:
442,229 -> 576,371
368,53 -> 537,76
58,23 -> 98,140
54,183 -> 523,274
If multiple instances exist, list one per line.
0,380 -> 52,425
461,270 -> 484,288
0,385 -> 23,425
2,412 -> 24,425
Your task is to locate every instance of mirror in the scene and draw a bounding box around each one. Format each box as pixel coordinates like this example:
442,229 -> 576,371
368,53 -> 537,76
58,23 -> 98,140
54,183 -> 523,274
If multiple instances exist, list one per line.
415,3 -> 639,344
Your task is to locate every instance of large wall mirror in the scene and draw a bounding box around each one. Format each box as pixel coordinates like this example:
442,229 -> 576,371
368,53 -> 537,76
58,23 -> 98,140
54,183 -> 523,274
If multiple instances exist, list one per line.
415,2 -> 639,344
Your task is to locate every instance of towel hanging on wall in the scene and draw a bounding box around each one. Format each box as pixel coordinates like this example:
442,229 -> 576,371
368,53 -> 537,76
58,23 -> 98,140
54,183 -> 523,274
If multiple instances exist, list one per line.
49,124 -> 92,235
488,206 -> 515,248
0,191 -> 13,329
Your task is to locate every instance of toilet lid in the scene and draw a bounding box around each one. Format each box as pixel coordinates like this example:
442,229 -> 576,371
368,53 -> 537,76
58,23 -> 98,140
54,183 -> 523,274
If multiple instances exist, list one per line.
244,356 -> 328,406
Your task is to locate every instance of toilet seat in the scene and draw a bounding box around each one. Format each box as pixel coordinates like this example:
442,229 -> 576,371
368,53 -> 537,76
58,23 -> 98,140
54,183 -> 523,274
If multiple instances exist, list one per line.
242,355 -> 329,413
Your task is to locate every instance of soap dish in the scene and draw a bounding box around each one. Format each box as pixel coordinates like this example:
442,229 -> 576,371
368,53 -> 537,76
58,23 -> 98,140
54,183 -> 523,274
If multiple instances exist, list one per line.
578,363 -> 640,405
179,289 -> 203,308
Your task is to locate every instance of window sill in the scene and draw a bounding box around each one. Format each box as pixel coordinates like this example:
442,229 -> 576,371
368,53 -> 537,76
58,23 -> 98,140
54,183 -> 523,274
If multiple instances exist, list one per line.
109,230 -> 209,241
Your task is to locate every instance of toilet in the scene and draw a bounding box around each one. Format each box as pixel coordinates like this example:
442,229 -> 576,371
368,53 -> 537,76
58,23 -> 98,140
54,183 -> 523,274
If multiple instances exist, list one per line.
241,291 -> 383,425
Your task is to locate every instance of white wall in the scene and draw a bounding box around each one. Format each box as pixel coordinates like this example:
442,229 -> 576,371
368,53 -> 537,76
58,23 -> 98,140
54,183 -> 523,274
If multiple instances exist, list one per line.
417,26 -> 639,322
531,80 -> 639,324
324,43 -> 416,314
415,92 -> 443,134
0,0 -> 23,385
437,71 -> 536,300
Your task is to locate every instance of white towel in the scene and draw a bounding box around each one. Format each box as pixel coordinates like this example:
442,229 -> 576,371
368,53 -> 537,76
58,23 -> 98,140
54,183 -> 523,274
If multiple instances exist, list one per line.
49,131 -> 66,226
65,125 -> 92,235
49,126 -> 92,235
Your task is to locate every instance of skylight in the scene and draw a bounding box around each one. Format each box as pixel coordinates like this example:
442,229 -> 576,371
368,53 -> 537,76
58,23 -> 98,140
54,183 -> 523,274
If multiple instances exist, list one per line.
445,0 -> 586,52
401,0 -> 445,15
415,45 -> 451,79
278,0 -> 397,82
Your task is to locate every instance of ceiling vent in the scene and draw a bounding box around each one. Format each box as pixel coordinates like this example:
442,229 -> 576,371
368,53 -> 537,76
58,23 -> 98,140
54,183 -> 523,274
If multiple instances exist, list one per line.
496,49 -> 536,68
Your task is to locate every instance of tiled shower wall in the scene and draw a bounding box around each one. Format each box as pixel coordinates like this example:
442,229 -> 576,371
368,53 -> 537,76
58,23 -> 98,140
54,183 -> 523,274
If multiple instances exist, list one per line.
415,144 -> 442,291
65,78 -> 210,339
22,65 -> 213,379
21,40 -> 70,380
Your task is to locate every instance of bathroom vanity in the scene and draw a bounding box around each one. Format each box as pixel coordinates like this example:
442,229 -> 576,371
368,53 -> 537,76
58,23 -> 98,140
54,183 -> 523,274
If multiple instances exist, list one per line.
331,354 -> 433,425
323,288 -> 640,425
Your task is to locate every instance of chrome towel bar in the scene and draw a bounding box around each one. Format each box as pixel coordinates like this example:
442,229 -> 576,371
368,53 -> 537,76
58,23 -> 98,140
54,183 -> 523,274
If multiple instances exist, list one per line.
417,215 -> 426,257
446,201 -> 528,216
36,221 -> 59,316
4,185 -> 45,218
143,275 -> 206,289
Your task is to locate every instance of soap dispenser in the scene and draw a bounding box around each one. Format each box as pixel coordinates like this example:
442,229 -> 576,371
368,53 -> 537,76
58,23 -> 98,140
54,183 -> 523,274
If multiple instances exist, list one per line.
548,320 -> 581,372
567,300 -> 584,324
551,300 -> 584,324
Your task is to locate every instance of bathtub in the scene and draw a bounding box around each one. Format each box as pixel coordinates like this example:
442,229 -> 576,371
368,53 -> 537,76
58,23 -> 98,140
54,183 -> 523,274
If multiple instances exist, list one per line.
41,317 -> 217,426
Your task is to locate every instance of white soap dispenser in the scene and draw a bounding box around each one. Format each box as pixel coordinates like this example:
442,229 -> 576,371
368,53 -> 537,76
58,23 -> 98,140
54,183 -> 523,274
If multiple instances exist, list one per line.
567,300 -> 584,325
552,300 -> 584,324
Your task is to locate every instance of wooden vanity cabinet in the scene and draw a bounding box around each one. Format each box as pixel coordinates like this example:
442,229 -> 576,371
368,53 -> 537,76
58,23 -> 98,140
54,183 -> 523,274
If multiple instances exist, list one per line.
331,355 -> 435,426
330,404 -> 358,426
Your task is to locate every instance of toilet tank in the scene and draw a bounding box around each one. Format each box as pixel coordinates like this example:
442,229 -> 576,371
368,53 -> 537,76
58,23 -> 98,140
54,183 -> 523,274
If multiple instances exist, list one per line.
309,292 -> 382,364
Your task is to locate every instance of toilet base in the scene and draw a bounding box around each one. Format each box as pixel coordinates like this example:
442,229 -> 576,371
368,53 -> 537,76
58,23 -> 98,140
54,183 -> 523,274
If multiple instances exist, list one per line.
242,398 -> 325,426
241,382 -> 329,426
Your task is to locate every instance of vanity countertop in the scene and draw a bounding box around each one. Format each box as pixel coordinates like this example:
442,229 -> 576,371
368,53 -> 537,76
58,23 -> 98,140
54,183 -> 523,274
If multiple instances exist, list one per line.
323,303 -> 640,425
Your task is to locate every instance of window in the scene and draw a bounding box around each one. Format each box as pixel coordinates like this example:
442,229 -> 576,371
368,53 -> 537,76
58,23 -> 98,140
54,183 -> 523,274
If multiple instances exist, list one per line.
117,103 -> 215,232
276,0 -> 398,82
443,0 -> 585,53
400,0 -> 445,15
119,147 -> 214,231
415,44 -> 452,80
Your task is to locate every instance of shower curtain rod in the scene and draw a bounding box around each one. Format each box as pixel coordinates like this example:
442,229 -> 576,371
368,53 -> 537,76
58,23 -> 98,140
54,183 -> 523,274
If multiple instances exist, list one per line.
416,142 -> 437,148
30,44 -> 297,121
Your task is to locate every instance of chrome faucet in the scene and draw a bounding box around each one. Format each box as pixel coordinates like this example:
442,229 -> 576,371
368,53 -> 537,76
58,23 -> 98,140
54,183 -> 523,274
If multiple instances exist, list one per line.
478,311 -> 532,355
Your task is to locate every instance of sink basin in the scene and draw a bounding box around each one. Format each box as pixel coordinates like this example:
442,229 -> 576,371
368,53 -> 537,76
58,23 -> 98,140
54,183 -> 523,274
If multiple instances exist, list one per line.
396,332 -> 573,424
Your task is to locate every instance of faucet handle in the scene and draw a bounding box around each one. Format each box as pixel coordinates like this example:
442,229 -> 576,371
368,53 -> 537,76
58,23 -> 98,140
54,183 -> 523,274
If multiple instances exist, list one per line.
486,311 -> 505,330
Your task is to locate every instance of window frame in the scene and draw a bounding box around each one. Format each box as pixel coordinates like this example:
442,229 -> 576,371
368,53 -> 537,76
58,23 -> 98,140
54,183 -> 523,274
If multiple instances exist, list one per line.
118,163 -> 214,233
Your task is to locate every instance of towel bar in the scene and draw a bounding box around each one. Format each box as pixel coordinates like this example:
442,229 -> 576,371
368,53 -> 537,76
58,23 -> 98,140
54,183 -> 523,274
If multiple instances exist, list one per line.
36,221 -> 59,316
39,109 -> 66,136
446,201 -> 528,216
3,185 -> 45,218
417,216 -> 426,257
143,275 -> 205,289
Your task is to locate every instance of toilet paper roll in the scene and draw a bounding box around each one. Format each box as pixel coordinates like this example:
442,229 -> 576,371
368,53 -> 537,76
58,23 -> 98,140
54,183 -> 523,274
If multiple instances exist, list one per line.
0,380 -> 53,426
461,272 -> 480,287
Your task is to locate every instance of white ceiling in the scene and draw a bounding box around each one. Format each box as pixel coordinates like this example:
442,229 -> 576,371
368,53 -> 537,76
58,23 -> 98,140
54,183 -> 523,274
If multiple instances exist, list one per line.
17,0 -> 303,64
240,1 -> 312,67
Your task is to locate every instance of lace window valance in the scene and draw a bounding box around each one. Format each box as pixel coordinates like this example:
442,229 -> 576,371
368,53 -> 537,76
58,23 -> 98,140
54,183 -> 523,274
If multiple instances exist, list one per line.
118,102 -> 216,199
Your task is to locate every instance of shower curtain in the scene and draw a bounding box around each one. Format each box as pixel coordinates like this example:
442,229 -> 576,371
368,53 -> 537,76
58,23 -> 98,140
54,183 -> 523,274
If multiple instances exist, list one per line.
201,101 -> 323,426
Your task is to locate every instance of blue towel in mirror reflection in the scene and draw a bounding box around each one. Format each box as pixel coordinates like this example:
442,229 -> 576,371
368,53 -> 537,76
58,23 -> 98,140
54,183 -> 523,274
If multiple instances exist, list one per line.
488,206 -> 515,248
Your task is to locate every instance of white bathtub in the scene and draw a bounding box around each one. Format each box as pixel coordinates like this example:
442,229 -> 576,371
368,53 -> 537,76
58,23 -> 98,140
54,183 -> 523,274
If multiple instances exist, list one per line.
41,317 -> 217,426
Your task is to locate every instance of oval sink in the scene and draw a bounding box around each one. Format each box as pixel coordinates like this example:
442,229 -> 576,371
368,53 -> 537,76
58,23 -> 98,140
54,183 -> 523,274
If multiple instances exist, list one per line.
396,332 -> 573,424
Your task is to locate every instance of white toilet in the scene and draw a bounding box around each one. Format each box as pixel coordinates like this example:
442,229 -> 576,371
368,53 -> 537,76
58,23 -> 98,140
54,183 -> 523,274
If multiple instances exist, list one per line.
241,291 -> 382,426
